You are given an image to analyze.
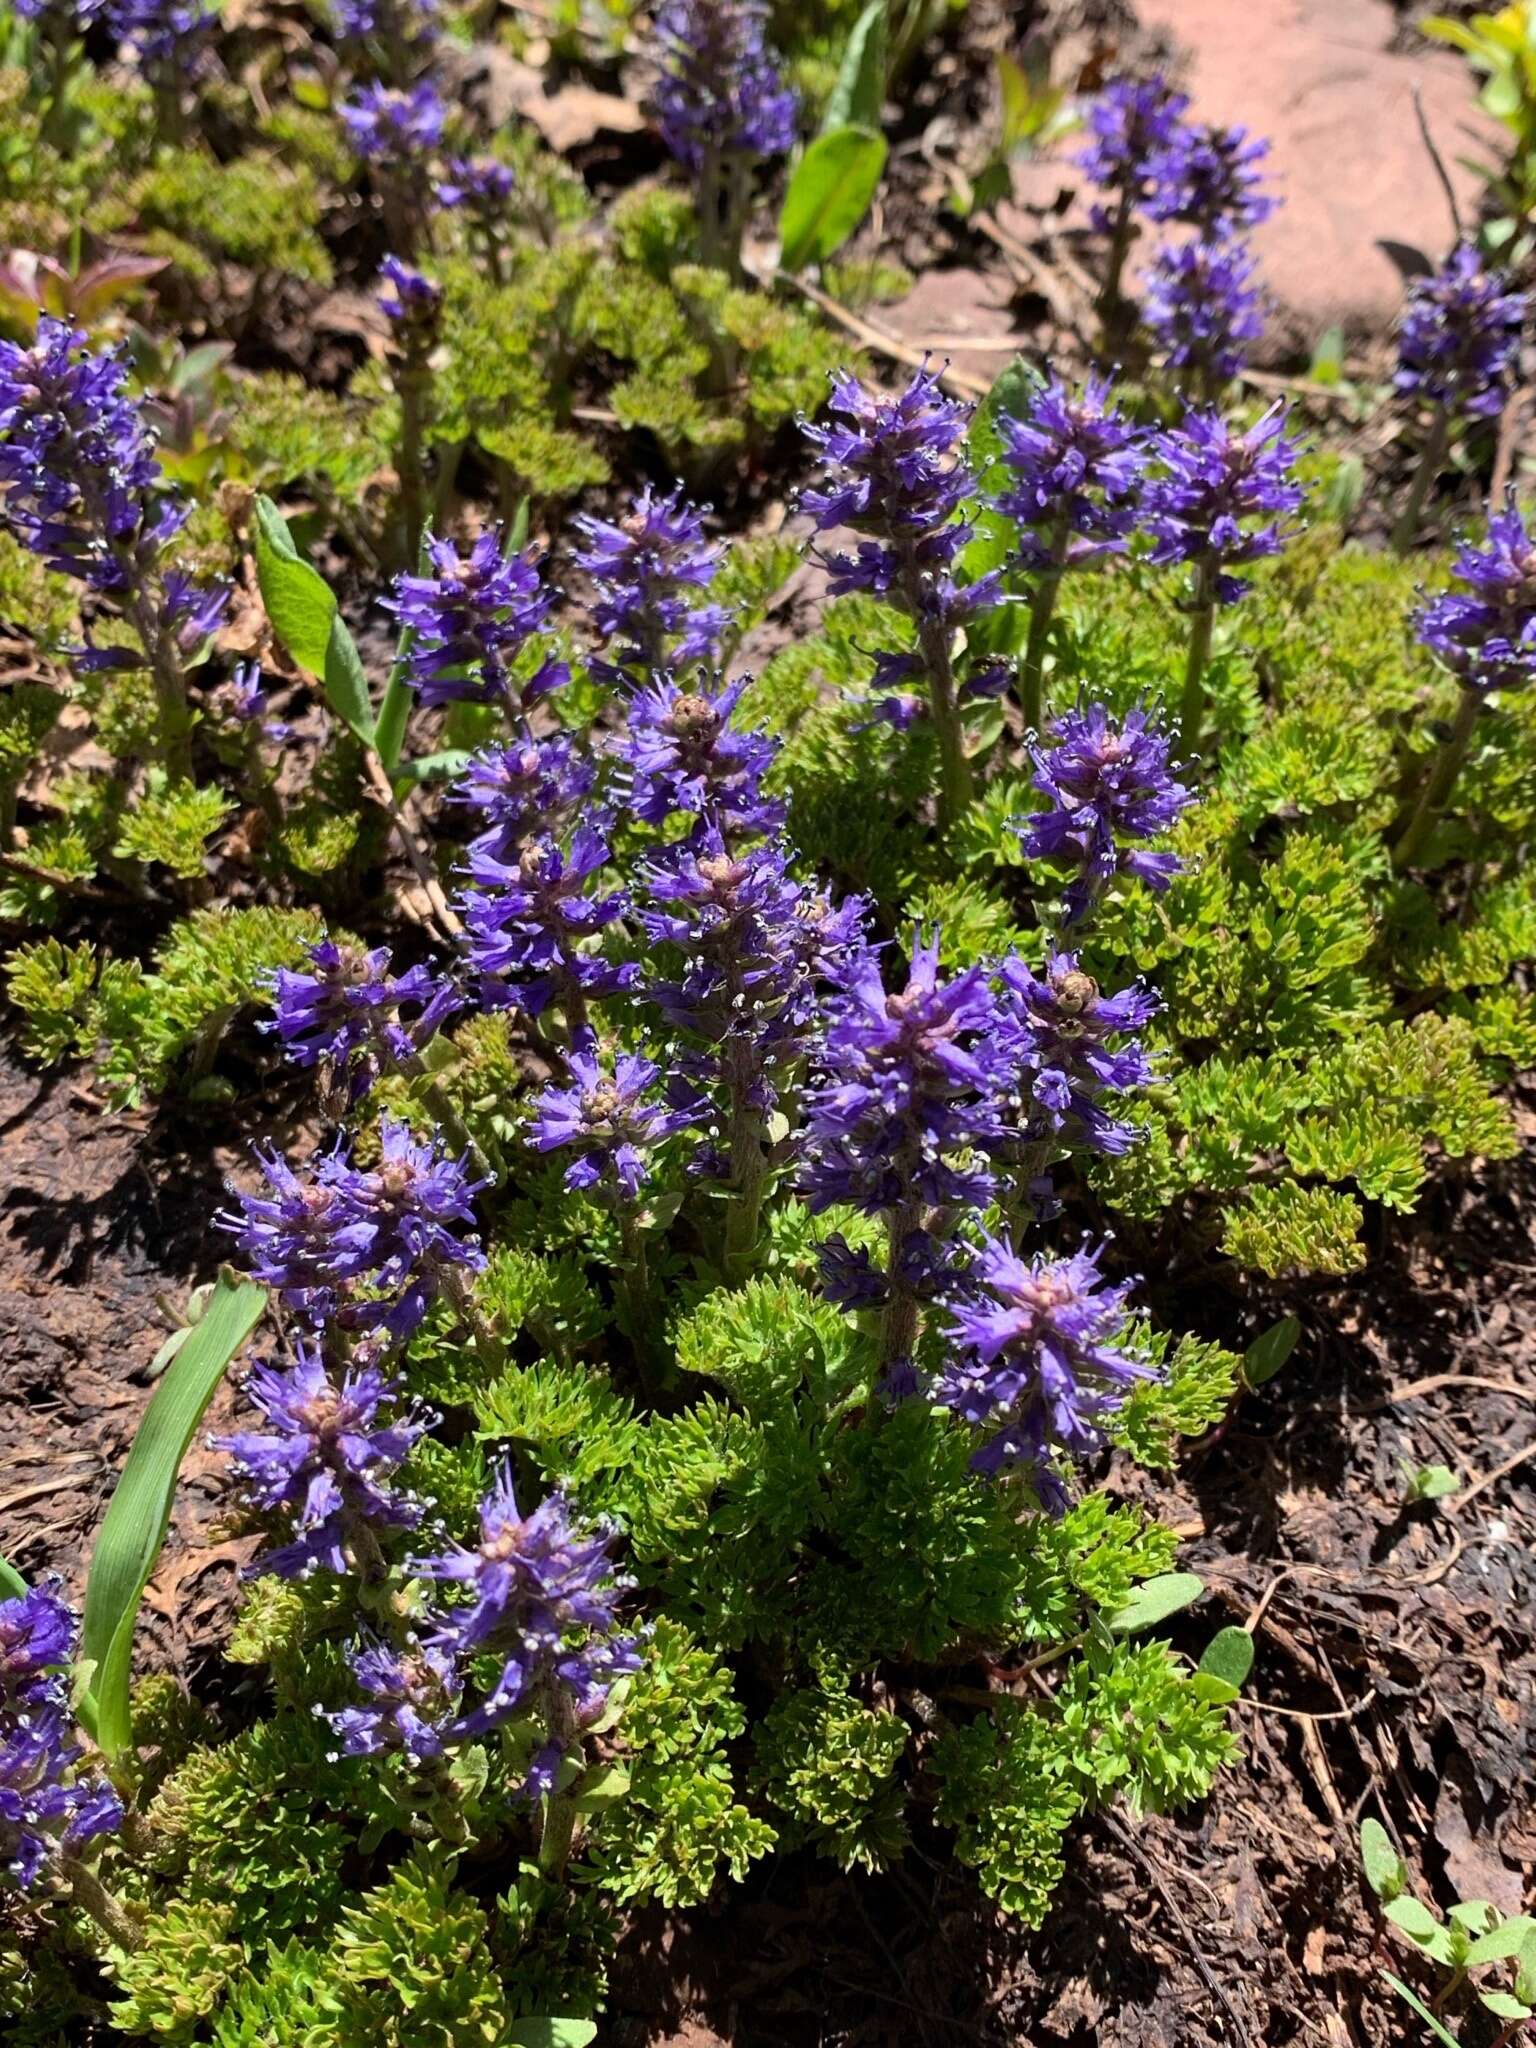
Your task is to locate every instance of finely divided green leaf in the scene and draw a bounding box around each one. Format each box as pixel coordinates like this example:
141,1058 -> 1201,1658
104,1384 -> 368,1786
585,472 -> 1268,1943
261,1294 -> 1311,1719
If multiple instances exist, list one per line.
79,1272 -> 266,1756
822,0 -> 887,133
780,127 -> 888,272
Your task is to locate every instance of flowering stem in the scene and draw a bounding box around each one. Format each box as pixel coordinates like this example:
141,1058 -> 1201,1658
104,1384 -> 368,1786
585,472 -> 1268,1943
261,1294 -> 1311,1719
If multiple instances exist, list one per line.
394,345 -> 433,570
536,1693 -> 582,1878
126,583 -> 195,782
616,1206 -> 666,1387
1177,559 -> 1218,759
62,1857 -> 143,1952
871,1200 -> 923,1419
1020,514 -> 1071,734
1391,405 -> 1451,556
1097,190 -> 1137,346
1393,684 -> 1482,868
435,1264 -> 505,1380
721,1040 -> 768,1281
897,550 -> 972,830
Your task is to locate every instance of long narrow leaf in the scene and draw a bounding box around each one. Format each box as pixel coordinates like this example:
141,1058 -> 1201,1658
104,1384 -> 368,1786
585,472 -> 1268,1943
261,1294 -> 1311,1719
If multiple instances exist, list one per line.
0,1554 -> 26,1599
79,1272 -> 266,1756
252,494 -> 376,750
822,0 -> 887,132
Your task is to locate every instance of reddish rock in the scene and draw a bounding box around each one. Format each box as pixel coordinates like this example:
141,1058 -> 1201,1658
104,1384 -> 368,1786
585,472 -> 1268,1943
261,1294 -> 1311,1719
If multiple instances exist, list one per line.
1135,0 -> 1502,348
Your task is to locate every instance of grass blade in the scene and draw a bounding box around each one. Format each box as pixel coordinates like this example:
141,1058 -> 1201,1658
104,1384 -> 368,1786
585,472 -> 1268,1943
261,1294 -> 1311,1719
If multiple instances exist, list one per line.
0,1554 -> 27,1600
79,1271 -> 266,1757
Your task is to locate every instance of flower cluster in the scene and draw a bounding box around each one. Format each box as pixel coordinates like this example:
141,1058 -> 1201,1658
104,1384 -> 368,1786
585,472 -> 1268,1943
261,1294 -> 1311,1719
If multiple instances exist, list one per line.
1143,402 -> 1305,602
618,670 -> 782,837
211,1345 -> 431,1579
436,155 -> 514,211
340,80 -> 446,163
531,1045 -> 690,1200
460,825 -> 637,1024
1145,121 -> 1275,233
1395,243 -> 1527,425
379,254 -> 444,334
388,531 -> 566,712
1143,232 -> 1264,384
572,485 -> 733,683
265,938 -> 461,1096
1074,74 -> 1191,230
219,1120 -> 486,1337
997,951 -> 1158,1156
455,729 -> 598,857
108,0 -> 218,74
996,373 -> 1146,573
932,1236 -> 1151,1497
651,0 -> 797,172
1019,702 -> 1192,920
1415,499 -> 1536,694
0,1588 -> 121,1891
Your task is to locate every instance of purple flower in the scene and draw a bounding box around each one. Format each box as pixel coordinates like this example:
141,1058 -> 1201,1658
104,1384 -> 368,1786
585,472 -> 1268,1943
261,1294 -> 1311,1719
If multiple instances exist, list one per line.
413,1465 -> 642,1758
388,531 -> 565,714
107,0 -> 216,71
453,729 -> 599,858
818,1226 -> 967,1311
1145,121 -> 1276,234
1019,701 -> 1193,919
265,937 -> 461,1095
1143,402 -> 1306,602
996,373 -> 1146,573
0,320 -> 223,641
1074,74 -> 1191,227
340,81 -> 447,163
0,1590 -> 74,1711
333,0 -> 438,49
651,0 -> 797,172
219,1122 -> 486,1338
459,824 -> 637,1021
1415,498 -> 1536,694
435,156 -> 514,211
379,255 -> 444,331
998,950 -> 1157,1156
531,1045 -> 689,1200
800,928 -> 1010,1216
619,670 -> 782,837
1143,233 -> 1265,384
1395,243 -> 1527,424
1,1709 -> 122,1891
224,660 -> 292,742
637,822 -> 866,1119
571,484 -> 732,682
212,1343 -> 430,1579
933,1234 -> 1154,1500
321,1637 -> 461,1763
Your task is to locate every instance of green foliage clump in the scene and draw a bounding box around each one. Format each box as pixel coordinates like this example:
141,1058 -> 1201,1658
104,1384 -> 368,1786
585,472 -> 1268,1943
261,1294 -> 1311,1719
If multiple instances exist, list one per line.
108,1900 -> 242,2040
112,776 -> 233,878
753,1687 -> 908,1870
102,150 -> 333,286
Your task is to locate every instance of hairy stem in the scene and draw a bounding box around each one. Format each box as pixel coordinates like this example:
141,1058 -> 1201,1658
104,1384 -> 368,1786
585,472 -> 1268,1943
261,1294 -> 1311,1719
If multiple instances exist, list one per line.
1097,189 -> 1137,349
869,1199 -> 923,1422
394,347 -> 432,570
62,1857 -> 143,1952
536,1692 -> 582,1878
1177,558 -> 1218,759
435,1263 -> 504,1380
1391,405 -> 1451,556
721,1039 -> 769,1281
897,547 -> 972,831
1393,684 -> 1482,868
1020,512 -> 1071,734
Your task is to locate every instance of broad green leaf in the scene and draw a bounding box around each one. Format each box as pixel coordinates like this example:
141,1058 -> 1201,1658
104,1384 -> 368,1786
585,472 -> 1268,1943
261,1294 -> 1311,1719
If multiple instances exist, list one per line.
506,2022 -> 598,2048
252,494 -> 376,749
996,51 -> 1068,154
967,352 -> 1043,474
374,631 -> 415,773
0,1554 -> 26,1600
1480,1991 -> 1534,2021
1243,1314 -> 1300,1387
1107,1571 -> 1204,1634
780,126 -> 888,272
393,748 -> 472,788
1360,1818 -> 1409,1901
1382,1972 -> 1462,2046
79,1273 -> 266,1756
1418,17 -> 1490,57
1402,1461 -> 1459,1503
823,0 -> 887,133
1309,325 -> 1346,387
572,1760 -> 631,1814
1198,1625 -> 1255,1690
1465,1914 -> 1535,1965
1387,1895 -> 1454,1963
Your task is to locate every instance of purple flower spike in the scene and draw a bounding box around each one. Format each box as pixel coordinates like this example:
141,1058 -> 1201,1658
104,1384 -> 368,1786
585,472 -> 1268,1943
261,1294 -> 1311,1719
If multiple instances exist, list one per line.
388,531 -> 565,714
1143,402 -> 1306,602
571,484 -> 733,681
1415,498 -> 1536,694
1075,74 -> 1191,229
800,928 -> 1010,1217
934,1234 -> 1154,1503
997,373 -> 1146,573
651,0 -> 797,172
436,155 -> 514,211
333,0 -> 439,50
219,1122 -> 486,1338
619,670 -> 783,837
1144,233 -> 1265,384
1145,121 -> 1276,234
0,1590 -> 74,1711
1396,243 -> 1527,424
453,729 -> 599,858
1,1709 -> 122,1891
998,950 -> 1157,1156
379,255 -> 444,331
1020,701 -> 1193,919
413,1464 -> 641,1762
265,937 -> 461,1096
460,824 -> 637,1021
212,1341 -> 431,1580
321,1637 -> 461,1763
532,1045 -> 691,1200
340,81 -> 447,163
108,0 -> 216,74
